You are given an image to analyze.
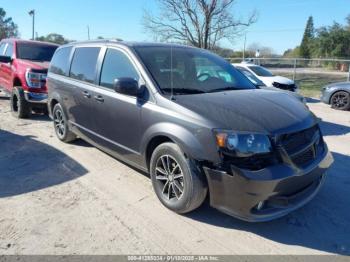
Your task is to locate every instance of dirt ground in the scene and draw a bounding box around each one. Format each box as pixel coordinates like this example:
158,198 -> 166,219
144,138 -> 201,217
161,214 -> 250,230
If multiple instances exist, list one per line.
0,94 -> 349,255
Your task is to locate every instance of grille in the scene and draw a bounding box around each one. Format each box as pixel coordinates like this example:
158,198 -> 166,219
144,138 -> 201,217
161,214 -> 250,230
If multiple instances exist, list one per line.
272,82 -> 297,91
290,146 -> 315,168
280,125 -> 324,168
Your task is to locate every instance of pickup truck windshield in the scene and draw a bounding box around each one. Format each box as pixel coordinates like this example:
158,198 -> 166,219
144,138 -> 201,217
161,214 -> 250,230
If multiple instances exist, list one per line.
135,46 -> 255,95
17,43 -> 58,62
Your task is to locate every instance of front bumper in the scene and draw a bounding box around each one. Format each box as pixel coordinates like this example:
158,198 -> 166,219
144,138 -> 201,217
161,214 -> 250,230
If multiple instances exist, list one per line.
203,146 -> 333,222
320,89 -> 332,104
24,91 -> 48,104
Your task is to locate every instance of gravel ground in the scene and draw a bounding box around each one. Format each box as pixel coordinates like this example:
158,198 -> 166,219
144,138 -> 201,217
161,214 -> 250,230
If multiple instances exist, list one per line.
0,95 -> 349,255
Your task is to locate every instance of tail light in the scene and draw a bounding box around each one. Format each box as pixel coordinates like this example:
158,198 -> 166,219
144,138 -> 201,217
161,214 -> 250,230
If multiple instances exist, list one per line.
25,68 -> 47,88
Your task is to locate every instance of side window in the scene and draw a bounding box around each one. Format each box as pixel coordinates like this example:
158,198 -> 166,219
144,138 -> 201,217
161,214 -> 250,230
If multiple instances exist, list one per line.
4,43 -> 13,57
70,47 -> 100,84
0,43 -> 6,55
100,48 -> 139,89
49,46 -> 72,76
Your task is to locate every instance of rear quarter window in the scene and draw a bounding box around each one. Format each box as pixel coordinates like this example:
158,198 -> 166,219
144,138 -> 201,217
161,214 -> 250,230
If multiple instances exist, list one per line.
49,46 -> 73,76
69,47 -> 100,84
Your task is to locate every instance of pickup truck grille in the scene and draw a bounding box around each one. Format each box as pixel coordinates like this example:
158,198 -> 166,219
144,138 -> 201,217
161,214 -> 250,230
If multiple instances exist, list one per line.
279,125 -> 324,168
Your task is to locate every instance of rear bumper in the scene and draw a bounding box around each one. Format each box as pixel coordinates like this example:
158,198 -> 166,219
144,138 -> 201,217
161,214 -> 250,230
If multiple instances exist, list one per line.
203,147 -> 333,222
24,91 -> 48,104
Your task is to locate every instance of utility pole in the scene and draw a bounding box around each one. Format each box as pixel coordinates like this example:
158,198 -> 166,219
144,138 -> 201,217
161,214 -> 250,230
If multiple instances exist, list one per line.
28,10 -> 35,40
87,25 -> 90,40
243,32 -> 247,60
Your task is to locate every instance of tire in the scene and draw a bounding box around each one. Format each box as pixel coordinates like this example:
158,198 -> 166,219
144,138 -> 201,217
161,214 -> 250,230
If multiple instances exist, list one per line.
52,103 -> 77,143
11,87 -> 31,119
330,91 -> 350,111
150,142 -> 207,214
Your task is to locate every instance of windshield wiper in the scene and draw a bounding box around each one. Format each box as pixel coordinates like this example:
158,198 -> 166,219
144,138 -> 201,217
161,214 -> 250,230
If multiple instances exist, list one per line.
162,88 -> 205,94
207,86 -> 240,93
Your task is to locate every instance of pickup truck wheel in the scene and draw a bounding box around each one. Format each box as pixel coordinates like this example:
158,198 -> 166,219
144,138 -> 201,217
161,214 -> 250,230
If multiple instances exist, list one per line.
53,103 -> 77,143
11,87 -> 31,119
331,91 -> 350,110
150,142 -> 207,214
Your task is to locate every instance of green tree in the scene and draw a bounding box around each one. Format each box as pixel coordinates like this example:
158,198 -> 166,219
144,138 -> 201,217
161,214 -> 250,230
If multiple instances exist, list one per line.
299,16 -> 314,58
36,33 -> 69,45
0,8 -> 18,40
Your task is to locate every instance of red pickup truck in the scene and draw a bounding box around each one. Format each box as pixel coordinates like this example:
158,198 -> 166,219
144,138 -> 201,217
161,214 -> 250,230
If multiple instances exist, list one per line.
0,39 -> 58,118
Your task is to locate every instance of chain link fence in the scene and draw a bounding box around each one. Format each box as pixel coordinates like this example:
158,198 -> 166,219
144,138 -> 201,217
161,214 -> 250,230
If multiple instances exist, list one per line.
228,57 -> 350,97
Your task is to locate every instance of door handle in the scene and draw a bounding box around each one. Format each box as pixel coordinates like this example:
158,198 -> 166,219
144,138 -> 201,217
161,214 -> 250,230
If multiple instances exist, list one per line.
82,91 -> 91,98
94,95 -> 104,103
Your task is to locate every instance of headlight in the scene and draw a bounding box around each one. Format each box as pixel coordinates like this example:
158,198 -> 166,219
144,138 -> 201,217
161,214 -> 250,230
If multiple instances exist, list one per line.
214,130 -> 272,157
25,68 -> 46,88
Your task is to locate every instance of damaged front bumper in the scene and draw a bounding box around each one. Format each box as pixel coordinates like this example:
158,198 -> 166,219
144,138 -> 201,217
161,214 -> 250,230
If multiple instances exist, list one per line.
203,147 -> 334,222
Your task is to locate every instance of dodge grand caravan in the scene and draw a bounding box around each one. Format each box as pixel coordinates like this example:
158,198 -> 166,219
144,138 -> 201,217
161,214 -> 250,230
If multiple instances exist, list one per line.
0,39 -> 58,118
47,40 -> 333,222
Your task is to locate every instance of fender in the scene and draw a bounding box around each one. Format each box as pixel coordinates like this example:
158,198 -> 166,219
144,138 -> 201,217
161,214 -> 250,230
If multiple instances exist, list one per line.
140,122 -> 220,166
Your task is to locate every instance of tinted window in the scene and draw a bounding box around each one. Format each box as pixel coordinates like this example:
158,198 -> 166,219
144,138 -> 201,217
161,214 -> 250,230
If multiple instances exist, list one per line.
0,43 -> 6,55
248,66 -> 274,77
100,49 -> 139,89
70,47 -> 100,83
17,43 -> 57,61
4,43 -> 14,57
135,46 -> 255,95
49,46 -> 72,76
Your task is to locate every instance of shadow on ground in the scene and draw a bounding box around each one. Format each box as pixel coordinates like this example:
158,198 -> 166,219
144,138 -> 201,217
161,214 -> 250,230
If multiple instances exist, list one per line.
306,97 -> 320,103
0,129 -> 88,198
320,121 -> 350,136
185,151 -> 350,255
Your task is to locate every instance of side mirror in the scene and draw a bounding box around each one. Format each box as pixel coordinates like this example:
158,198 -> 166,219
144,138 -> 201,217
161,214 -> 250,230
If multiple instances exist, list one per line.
0,55 -> 12,63
114,78 -> 143,97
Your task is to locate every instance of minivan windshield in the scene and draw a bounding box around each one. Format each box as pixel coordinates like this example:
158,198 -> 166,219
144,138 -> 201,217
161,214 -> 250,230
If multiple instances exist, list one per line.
248,66 -> 274,77
134,46 -> 255,95
17,43 -> 58,62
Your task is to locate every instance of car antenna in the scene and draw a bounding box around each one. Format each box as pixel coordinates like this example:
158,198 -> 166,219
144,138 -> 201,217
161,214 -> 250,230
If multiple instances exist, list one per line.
170,45 -> 175,101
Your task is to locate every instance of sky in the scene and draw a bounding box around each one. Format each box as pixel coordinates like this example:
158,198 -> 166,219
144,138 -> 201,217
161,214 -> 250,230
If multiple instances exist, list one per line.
1,0 -> 349,54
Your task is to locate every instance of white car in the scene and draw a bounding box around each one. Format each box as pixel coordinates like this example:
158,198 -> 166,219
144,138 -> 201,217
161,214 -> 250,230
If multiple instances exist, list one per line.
233,63 -> 298,92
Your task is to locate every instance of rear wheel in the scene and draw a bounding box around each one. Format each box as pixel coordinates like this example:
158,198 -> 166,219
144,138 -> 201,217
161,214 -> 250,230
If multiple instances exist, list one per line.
150,142 -> 207,214
330,91 -> 350,110
11,87 -> 31,119
53,103 -> 77,143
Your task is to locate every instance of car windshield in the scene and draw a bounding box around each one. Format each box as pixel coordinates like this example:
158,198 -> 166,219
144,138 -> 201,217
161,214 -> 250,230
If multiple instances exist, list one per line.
248,66 -> 274,77
236,67 -> 265,86
17,43 -> 58,62
134,46 -> 255,95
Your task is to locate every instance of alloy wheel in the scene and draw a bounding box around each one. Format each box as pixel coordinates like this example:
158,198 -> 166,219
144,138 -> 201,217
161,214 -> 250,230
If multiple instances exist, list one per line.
332,92 -> 349,109
155,155 -> 184,201
54,109 -> 66,138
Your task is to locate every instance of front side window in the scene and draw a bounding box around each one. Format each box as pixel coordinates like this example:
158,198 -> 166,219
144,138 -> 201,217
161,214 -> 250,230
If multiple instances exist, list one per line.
70,47 -> 100,84
248,66 -> 274,77
49,46 -> 73,76
0,43 -> 7,55
134,46 -> 255,95
4,43 -> 14,57
100,48 -> 139,89
16,43 -> 57,61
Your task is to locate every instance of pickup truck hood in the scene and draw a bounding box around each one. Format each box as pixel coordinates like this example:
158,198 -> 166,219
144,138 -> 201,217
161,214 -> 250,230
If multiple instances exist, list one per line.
16,59 -> 50,71
174,89 -> 316,135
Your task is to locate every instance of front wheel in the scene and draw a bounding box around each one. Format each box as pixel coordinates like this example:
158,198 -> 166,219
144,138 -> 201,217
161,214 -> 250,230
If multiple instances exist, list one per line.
150,142 -> 207,214
330,91 -> 350,110
52,103 -> 77,143
11,87 -> 31,119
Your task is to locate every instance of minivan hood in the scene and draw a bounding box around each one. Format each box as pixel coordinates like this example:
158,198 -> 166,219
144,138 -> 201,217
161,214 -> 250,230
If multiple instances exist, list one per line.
16,59 -> 50,70
174,89 -> 316,135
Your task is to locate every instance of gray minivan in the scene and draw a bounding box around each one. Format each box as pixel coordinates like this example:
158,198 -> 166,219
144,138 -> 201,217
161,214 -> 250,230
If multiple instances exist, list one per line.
47,40 -> 333,222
